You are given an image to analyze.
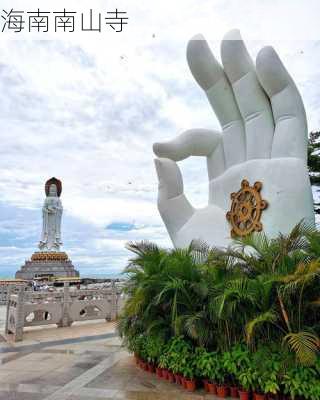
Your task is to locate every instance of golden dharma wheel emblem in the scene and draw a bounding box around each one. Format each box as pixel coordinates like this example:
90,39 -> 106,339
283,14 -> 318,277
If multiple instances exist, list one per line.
226,179 -> 268,238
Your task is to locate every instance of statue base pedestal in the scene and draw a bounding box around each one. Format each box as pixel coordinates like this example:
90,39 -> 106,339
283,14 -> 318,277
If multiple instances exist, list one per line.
15,252 -> 80,280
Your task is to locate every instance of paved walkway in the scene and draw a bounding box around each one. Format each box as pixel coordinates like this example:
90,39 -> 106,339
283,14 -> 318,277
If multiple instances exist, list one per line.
0,307 -> 217,399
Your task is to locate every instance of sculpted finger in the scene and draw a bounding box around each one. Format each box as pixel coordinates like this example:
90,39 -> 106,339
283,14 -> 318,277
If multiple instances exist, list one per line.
153,129 -> 222,160
221,29 -> 274,160
154,158 -> 194,240
256,46 -> 307,161
154,129 -> 226,179
187,34 -> 245,167
154,158 -> 184,199
187,34 -> 224,91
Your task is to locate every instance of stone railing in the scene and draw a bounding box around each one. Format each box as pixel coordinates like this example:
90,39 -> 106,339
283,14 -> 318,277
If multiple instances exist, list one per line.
5,281 -> 125,342
0,282 -> 27,305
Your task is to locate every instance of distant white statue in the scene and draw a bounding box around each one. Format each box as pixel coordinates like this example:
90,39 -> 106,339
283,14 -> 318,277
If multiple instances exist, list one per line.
153,30 -> 315,249
39,177 -> 63,252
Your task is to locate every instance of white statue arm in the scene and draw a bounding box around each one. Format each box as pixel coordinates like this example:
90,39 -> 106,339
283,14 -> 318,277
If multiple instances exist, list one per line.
43,198 -> 53,213
56,199 -> 63,211
153,30 -> 314,248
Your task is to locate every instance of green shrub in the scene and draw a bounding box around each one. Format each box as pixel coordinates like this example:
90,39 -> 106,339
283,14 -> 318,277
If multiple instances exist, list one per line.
166,336 -> 194,376
222,344 -> 250,386
282,362 -> 320,400
252,347 -> 281,394
238,366 -> 258,392
145,335 -> 164,364
120,223 -> 320,398
127,334 -> 146,358
194,347 -> 217,380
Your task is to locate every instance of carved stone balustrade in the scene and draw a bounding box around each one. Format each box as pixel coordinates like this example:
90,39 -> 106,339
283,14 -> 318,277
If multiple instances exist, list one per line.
5,281 -> 125,342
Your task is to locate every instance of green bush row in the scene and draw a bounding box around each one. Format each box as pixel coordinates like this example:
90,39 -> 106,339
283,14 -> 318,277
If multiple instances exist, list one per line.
129,335 -> 320,399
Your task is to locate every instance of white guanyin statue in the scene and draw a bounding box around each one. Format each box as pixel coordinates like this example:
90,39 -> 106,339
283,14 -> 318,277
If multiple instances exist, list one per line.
39,177 -> 63,252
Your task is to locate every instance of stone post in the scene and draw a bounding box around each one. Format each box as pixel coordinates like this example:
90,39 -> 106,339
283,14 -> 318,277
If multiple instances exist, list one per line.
57,282 -> 73,327
110,281 -> 118,321
4,285 -> 12,335
0,285 -> 4,305
14,285 -> 25,342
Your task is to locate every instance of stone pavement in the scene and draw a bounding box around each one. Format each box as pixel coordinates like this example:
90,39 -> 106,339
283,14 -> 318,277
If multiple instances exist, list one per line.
0,306 -> 218,400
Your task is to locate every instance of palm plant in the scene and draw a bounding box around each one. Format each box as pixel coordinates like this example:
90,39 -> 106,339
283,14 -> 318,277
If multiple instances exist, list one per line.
227,222 -> 320,364
119,222 -> 320,367
118,241 -> 170,340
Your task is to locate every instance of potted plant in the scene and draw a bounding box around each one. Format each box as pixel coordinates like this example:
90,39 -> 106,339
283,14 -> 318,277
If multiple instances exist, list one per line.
156,366 -> 163,378
223,345 -> 249,398
128,334 -> 146,368
163,338 -> 196,392
215,353 -> 229,398
207,352 -> 221,395
165,351 -> 182,387
217,383 -> 229,398
145,335 -> 164,374
250,346 -> 281,400
166,336 -> 193,386
167,370 -> 175,383
281,361 -> 320,400
237,367 -> 256,400
181,365 -> 196,392
169,355 -> 182,385
158,353 -> 169,379
194,347 -> 214,392
255,365 -> 280,399
207,381 -> 217,395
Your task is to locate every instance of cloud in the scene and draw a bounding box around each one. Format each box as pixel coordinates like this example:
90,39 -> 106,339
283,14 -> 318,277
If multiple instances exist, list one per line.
0,0 -> 320,276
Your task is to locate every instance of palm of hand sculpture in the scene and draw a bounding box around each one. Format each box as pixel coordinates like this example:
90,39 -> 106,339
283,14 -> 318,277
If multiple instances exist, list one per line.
153,30 -> 315,249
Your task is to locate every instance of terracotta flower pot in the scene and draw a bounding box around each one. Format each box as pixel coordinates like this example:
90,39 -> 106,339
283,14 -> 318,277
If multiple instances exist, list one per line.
266,394 -> 279,400
255,394 -> 266,400
203,379 -> 209,392
230,386 -> 239,398
208,382 -> 217,394
174,373 -> 182,385
239,390 -> 250,400
156,367 -> 163,378
162,369 -> 169,380
167,371 -> 175,383
181,377 -> 187,388
185,379 -> 196,392
217,385 -> 229,398
148,364 -> 155,373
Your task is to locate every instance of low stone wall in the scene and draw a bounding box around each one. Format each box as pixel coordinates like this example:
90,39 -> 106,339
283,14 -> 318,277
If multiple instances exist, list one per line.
5,281 -> 125,342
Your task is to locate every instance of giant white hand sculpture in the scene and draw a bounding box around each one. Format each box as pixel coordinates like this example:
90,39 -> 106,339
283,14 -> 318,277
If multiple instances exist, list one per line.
153,30 -> 315,249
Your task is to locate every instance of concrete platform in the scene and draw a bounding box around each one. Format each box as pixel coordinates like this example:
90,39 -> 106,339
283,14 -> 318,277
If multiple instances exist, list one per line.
0,306 -> 219,399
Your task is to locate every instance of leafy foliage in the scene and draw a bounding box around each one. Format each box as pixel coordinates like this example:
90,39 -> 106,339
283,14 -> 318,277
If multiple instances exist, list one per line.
118,223 -> 320,397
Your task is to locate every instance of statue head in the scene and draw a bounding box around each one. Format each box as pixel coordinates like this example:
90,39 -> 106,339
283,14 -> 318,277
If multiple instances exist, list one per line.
48,184 -> 57,197
45,177 -> 62,197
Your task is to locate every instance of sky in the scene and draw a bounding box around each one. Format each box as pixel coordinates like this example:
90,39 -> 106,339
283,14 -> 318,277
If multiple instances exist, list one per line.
0,0 -> 320,277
